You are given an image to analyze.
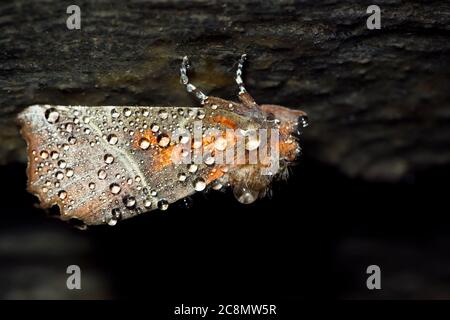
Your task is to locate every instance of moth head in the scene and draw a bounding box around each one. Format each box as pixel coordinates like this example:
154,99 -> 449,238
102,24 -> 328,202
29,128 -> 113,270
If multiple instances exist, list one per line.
226,104 -> 308,205
260,104 -> 308,162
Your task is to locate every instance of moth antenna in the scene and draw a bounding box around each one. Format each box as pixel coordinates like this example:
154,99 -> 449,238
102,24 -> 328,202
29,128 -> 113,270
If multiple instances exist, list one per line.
180,56 -> 208,105
235,54 -> 258,108
235,53 -> 248,94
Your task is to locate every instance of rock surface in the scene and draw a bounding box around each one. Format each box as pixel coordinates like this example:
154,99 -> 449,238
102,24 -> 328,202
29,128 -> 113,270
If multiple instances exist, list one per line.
1,0 -> 449,181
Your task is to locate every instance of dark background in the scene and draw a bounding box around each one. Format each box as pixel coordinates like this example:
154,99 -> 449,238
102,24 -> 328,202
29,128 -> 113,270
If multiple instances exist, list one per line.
1,0 -> 450,299
2,153 -> 450,299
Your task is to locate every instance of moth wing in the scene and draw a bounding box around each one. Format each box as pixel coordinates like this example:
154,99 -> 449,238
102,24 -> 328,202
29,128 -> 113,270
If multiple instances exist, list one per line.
17,104 -> 249,225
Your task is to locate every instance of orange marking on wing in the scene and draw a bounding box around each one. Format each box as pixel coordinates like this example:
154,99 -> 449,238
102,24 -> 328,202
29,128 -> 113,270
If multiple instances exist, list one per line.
156,145 -> 175,169
212,115 -> 238,129
133,129 -> 174,170
132,129 -> 158,148
205,167 -> 225,184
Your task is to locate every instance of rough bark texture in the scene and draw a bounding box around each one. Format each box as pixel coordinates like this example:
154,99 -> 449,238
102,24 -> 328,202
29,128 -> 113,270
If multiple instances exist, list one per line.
1,0 -> 449,181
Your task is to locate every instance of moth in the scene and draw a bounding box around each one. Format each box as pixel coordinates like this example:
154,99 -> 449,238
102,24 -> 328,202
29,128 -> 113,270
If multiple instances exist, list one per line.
17,55 -> 308,226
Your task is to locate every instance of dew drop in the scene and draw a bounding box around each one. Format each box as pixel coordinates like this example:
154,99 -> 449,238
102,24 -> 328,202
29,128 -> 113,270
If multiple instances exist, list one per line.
233,186 -> 258,204
245,130 -> 260,151
157,133 -> 170,148
111,109 -> 120,118
112,208 -> 121,218
299,115 -> 309,128
107,134 -> 118,145
188,164 -> 198,173
89,182 -> 95,190
68,136 -> 77,145
211,180 -> 223,190
45,108 -> 59,123
158,109 -> 169,119
246,139 -> 260,151
193,177 -> 206,191
55,171 -> 64,180
124,108 -> 132,117
66,168 -> 74,177
144,199 -> 152,208
157,199 -> 169,211
197,110 -> 206,119
58,190 -> 67,200
204,156 -> 215,165
108,208 -> 121,226
40,150 -> 49,159
179,134 -> 190,144
178,172 -> 187,182
98,169 -> 107,180
50,151 -> 59,160
214,137 -> 227,151
65,123 -> 74,133
138,137 -> 151,150
109,183 -> 121,195
58,160 -> 67,169
151,123 -> 160,132
104,154 -> 114,164
108,218 -> 117,226
123,196 -> 136,209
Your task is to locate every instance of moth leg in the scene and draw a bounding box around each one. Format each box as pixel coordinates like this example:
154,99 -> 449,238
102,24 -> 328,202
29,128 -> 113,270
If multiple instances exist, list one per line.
235,54 -> 258,108
180,56 -> 208,105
